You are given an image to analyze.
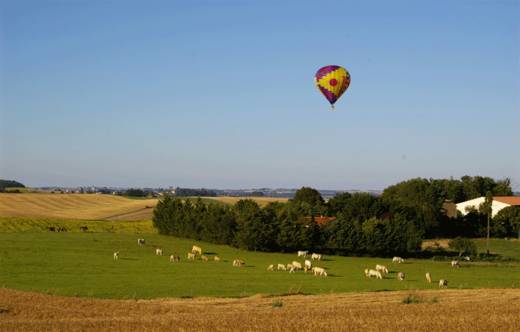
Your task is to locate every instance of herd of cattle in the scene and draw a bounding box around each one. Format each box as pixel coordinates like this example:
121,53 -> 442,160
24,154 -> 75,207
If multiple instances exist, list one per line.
113,240 -> 464,288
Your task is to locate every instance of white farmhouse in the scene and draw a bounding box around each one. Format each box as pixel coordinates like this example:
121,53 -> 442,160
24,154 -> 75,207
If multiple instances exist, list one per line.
456,196 -> 520,218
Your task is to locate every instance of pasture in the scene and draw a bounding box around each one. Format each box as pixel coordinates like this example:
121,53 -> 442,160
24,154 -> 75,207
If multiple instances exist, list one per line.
1,232 -> 519,299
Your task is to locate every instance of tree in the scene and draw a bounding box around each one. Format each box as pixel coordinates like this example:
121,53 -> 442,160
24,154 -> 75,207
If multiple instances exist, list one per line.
448,237 -> 477,257
494,206 -> 520,239
293,187 -> 324,210
479,191 -> 493,254
233,200 -> 278,251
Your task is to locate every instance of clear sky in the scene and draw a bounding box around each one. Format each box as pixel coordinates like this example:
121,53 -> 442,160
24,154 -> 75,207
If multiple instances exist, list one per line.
1,0 -> 519,190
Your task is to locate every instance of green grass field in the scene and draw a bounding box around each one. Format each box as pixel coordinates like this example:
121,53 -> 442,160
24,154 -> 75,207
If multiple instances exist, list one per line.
1,231 -> 519,299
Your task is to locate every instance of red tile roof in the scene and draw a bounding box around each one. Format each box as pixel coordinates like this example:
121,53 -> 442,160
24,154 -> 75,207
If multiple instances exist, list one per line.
305,216 -> 337,225
494,196 -> 520,206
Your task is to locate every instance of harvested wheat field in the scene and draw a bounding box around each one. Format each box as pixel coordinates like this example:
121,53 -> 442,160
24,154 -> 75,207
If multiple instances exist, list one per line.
0,193 -> 157,221
0,288 -> 519,331
207,196 -> 289,206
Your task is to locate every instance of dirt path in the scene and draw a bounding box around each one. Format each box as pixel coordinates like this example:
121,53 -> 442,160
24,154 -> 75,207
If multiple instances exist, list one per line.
1,288 -> 519,331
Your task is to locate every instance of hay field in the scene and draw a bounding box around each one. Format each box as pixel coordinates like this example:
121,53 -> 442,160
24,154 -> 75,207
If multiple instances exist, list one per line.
0,194 -> 286,221
0,193 -> 157,221
1,288 -> 518,331
207,196 -> 289,206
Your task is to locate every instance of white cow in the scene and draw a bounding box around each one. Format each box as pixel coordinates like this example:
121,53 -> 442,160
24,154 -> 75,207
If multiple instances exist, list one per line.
451,260 -> 460,268
311,253 -> 322,261
397,272 -> 405,281
392,256 -> 404,264
170,254 -> 180,262
137,238 -> 145,246
304,259 -> 312,270
297,250 -> 308,258
113,251 -> 119,260
155,248 -> 163,256
192,245 -> 202,255
170,254 -> 175,262
187,252 -> 196,260
366,269 -> 383,279
267,264 -> 274,271
292,261 -> 302,271
439,279 -> 448,288
375,264 -> 389,274
312,267 -> 327,277
214,256 -> 220,262
425,272 -> 432,283
277,264 -> 287,271
233,259 -> 245,267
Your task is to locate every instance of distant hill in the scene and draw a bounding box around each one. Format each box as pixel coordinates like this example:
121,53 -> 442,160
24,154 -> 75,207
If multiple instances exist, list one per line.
0,180 -> 25,191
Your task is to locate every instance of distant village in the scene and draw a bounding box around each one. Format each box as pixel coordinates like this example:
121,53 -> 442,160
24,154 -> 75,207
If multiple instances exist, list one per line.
34,186 -> 383,199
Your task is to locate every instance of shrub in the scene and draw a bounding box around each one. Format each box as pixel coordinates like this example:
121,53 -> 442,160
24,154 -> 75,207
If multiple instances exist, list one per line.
448,237 -> 477,257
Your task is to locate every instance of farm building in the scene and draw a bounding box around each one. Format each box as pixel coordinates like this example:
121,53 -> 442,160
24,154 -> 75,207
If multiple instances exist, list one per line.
455,196 -> 520,218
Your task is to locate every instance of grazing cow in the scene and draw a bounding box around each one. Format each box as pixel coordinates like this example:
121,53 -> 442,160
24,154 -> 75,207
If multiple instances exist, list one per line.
155,248 -> 163,256
312,267 -> 327,277
214,256 -> 220,262
311,253 -> 322,261
366,269 -> 383,279
286,263 -> 294,271
297,250 -> 308,258
304,259 -> 312,271
267,264 -> 274,271
80,226 -> 88,232
233,259 -> 245,267
292,261 -> 302,271
192,245 -> 202,255
113,251 -> 119,260
397,272 -> 405,281
392,256 -> 404,264
187,252 -> 196,260
375,264 -> 389,274
201,255 -> 209,262
137,238 -> 145,246
277,264 -> 287,271
170,254 -> 180,263
439,279 -> 448,288
425,272 -> 432,283
451,260 -> 460,268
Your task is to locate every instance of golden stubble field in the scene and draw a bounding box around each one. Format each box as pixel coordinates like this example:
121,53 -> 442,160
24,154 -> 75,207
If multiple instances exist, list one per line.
0,288 -> 519,331
0,193 -> 158,220
0,193 -> 288,221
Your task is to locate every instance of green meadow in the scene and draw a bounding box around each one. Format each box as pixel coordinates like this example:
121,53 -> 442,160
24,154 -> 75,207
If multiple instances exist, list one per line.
1,226 -> 519,299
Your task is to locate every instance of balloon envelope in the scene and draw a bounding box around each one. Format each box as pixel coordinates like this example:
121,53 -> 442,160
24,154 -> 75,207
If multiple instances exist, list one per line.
315,65 -> 350,106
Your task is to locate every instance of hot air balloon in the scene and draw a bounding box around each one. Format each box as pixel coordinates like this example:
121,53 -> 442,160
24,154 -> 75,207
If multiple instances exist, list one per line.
315,65 -> 350,110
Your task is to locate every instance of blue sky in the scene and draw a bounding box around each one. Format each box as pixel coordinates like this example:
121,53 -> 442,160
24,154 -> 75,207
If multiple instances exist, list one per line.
1,0 -> 519,190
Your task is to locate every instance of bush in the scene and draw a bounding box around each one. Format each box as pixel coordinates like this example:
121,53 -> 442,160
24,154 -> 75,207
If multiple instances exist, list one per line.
448,237 -> 477,257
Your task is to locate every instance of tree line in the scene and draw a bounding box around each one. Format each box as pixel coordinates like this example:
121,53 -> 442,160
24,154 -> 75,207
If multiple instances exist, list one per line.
153,176 -> 519,256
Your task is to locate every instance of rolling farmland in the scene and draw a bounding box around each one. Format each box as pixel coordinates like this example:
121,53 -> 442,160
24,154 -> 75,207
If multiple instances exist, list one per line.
0,193 -> 158,221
